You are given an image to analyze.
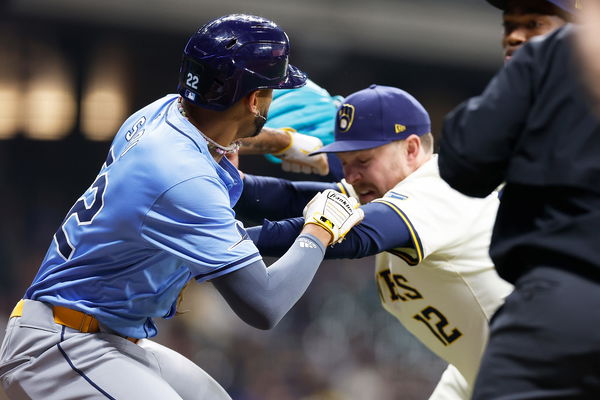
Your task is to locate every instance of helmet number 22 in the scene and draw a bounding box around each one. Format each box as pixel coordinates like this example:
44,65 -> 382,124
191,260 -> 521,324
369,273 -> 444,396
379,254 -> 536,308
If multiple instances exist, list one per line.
186,73 -> 199,89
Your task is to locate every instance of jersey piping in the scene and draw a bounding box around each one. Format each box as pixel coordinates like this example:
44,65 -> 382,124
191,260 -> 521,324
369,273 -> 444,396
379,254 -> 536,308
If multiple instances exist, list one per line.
372,198 -> 424,265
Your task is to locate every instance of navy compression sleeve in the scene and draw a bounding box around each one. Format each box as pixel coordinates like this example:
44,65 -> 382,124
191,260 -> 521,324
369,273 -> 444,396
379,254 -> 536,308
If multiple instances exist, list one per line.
247,202 -> 413,259
212,233 -> 325,330
236,174 -> 339,220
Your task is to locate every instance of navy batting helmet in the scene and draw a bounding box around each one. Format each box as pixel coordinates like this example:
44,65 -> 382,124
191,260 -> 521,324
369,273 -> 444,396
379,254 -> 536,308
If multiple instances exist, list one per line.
178,14 -> 307,110
485,0 -> 582,15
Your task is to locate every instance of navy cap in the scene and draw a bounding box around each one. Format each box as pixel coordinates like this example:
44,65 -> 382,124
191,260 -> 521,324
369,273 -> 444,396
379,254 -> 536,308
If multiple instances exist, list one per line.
485,0 -> 582,15
311,84 -> 430,154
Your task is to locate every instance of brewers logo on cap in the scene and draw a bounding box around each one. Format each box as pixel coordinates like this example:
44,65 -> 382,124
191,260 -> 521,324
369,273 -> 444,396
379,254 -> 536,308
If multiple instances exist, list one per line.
337,104 -> 355,133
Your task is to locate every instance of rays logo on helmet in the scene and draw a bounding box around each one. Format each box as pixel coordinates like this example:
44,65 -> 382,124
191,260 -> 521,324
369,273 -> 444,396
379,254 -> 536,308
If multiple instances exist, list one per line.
338,104 -> 355,132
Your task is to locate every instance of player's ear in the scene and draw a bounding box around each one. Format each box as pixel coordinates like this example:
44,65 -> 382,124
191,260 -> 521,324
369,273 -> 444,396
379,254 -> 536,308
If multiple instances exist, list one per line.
245,90 -> 260,114
405,135 -> 421,161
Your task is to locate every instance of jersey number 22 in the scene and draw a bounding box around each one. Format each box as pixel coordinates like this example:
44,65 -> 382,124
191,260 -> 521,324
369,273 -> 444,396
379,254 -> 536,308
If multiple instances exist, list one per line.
54,151 -> 114,260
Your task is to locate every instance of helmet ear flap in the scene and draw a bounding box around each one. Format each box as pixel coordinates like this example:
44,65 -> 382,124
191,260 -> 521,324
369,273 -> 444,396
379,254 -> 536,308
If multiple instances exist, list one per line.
179,58 -> 229,105
179,58 -> 208,103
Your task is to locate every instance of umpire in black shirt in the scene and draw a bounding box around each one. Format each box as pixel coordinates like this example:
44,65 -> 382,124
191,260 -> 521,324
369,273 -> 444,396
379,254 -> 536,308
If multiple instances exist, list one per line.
438,18 -> 600,400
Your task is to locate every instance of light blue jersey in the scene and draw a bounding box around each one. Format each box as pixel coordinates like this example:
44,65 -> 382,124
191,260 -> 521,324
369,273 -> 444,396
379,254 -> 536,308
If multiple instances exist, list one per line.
25,94 -> 261,338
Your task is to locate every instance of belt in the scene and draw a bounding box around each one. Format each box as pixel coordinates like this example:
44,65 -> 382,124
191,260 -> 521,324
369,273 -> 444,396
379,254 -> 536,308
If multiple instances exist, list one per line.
10,300 -> 138,343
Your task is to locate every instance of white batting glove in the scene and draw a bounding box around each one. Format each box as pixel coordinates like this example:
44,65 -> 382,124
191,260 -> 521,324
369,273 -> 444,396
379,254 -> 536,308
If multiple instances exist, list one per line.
337,178 -> 360,203
303,189 -> 364,245
273,128 -> 329,176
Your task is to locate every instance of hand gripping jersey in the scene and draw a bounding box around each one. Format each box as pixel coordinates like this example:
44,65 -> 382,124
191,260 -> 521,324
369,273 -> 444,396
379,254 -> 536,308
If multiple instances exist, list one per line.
24,94 -> 261,339
373,156 -> 513,395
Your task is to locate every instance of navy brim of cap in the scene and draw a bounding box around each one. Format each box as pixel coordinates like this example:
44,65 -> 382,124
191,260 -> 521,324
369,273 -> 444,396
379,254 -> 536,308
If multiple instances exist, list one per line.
310,140 -> 393,155
276,64 -> 307,89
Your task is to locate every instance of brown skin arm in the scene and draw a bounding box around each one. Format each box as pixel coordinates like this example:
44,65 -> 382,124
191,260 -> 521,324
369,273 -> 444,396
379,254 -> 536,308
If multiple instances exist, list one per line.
238,127 -> 292,155
224,127 -> 293,179
229,127 -> 291,176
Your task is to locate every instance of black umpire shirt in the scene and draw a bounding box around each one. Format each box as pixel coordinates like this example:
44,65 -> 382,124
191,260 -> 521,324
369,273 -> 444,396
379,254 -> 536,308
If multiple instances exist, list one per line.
438,25 -> 600,283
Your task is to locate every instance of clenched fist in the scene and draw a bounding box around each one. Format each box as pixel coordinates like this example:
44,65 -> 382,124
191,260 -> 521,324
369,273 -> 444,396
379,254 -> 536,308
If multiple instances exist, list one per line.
303,189 -> 364,245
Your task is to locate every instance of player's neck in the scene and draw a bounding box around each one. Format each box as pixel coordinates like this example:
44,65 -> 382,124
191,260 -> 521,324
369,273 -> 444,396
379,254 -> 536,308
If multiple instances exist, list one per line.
179,98 -> 241,162
412,151 -> 433,171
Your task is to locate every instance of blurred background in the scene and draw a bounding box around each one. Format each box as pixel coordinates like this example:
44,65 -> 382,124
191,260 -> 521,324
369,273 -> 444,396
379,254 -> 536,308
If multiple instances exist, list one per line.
1,0 -> 503,398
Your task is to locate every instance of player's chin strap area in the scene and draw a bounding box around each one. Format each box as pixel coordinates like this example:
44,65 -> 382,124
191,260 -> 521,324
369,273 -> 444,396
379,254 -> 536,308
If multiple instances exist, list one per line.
10,300 -> 139,344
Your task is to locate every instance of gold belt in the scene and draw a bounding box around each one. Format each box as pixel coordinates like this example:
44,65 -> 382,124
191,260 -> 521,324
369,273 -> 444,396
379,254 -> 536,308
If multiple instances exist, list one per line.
10,300 -> 138,343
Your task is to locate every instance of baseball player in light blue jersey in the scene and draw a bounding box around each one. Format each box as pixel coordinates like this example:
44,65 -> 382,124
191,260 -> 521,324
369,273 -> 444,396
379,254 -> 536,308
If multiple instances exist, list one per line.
0,14 -> 363,400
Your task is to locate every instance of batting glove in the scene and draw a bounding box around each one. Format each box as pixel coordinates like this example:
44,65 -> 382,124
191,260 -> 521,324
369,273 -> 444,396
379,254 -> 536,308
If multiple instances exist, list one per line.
303,189 -> 364,245
337,178 -> 360,203
273,128 -> 330,176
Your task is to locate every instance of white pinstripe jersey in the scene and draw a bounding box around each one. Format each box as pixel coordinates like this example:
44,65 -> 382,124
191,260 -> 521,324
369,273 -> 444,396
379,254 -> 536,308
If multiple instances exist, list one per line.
373,155 -> 513,394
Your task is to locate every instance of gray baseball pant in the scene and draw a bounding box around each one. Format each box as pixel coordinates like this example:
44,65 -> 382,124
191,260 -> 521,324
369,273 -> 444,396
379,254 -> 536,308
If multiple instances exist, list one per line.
0,300 -> 231,399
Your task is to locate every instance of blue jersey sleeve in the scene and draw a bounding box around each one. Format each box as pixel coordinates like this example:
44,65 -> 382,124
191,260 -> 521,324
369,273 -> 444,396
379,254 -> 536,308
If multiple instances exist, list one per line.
236,174 -> 339,221
248,202 -> 413,259
141,176 -> 261,281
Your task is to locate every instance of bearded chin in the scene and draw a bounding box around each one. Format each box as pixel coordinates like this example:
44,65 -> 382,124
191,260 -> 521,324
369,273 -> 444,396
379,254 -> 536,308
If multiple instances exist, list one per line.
252,112 -> 268,138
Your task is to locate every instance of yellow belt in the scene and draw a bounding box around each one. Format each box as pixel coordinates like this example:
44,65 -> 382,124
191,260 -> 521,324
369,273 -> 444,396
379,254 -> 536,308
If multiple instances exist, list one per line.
11,299 -> 100,333
10,300 -> 138,343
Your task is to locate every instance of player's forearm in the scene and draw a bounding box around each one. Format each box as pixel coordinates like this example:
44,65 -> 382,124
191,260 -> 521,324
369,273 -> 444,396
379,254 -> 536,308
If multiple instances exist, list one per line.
249,202 -> 413,259
439,101 -> 512,198
246,217 -> 303,257
237,127 -> 291,155
236,174 -> 337,220
212,233 -> 325,330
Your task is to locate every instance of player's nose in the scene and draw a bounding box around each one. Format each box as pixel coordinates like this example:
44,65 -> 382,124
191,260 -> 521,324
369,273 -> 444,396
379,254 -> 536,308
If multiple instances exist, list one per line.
343,168 -> 362,186
504,28 -> 527,48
